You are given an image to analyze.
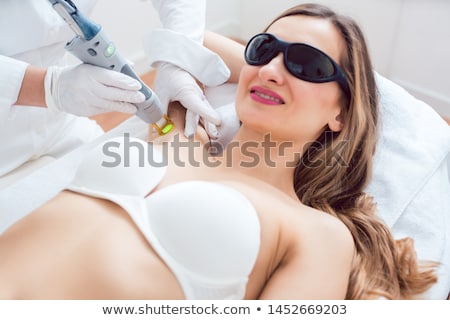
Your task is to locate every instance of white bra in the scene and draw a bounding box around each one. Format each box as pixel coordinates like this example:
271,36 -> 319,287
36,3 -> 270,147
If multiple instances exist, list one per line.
68,136 -> 261,299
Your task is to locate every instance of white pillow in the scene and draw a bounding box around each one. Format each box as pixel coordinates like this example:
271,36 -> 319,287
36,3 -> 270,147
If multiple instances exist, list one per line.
366,73 -> 450,299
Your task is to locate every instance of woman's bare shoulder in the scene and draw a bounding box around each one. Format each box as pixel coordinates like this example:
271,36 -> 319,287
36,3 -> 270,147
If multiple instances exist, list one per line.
297,205 -> 355,254
245,191 -> 355,299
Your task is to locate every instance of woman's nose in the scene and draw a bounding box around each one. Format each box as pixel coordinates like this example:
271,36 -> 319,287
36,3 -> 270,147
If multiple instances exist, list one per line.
258,53 -> 286,84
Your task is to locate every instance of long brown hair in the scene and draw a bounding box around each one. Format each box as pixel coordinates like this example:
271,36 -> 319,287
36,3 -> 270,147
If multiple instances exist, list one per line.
267,3 -> 437,299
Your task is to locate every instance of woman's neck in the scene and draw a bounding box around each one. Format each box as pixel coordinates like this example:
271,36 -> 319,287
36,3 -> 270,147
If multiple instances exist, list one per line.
220,126 -> 302,199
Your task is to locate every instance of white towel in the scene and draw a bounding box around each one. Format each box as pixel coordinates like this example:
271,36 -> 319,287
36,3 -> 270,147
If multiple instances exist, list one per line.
366,73 -> 450,299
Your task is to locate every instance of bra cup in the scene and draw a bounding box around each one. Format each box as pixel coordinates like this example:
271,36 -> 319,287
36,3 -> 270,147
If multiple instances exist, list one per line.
66,136 -> 261,299
70,136 -> 167,197
143,181 -> 261,281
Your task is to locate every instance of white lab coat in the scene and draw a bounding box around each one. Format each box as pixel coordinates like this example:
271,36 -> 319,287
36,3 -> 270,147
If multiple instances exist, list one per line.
0,0 -> 103,177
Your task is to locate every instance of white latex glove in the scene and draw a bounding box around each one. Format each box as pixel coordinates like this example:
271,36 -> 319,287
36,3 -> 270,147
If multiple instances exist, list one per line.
207,103 -> 241,155
154,62 -> 221,138
44,64 -> 145,117
203,84 -> 241,154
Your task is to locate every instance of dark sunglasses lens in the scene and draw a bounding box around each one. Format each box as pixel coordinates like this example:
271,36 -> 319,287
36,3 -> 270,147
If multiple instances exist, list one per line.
245,34 -> 277,65
286,44 -> 336,80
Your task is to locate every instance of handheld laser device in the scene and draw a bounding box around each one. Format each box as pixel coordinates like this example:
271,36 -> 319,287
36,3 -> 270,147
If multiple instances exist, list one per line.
48,0 -> 174,135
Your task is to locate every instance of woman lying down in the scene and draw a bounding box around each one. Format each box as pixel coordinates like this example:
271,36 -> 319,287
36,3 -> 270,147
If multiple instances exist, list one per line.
0,3 -> 437,299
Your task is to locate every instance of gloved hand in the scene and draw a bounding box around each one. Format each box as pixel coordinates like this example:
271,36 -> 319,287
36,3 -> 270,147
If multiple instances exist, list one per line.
44,64 -> 145,117
154,62 -> 221,138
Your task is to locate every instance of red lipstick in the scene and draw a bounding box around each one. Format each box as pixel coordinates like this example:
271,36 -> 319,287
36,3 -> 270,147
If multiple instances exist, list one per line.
250,86 -> 285,105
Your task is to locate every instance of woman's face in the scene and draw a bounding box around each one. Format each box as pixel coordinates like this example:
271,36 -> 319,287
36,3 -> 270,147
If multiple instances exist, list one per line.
236,15 -> 346,144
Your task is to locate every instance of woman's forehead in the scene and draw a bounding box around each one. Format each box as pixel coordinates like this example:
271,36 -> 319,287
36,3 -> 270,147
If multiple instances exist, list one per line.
267,15 -> 344,63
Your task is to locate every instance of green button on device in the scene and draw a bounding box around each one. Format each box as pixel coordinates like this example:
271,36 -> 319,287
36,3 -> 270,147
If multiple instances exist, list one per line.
104,43 -> 116,57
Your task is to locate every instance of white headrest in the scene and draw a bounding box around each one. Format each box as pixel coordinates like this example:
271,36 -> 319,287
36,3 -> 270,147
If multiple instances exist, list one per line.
366,73 -> 450,299
367,73 -> 450,226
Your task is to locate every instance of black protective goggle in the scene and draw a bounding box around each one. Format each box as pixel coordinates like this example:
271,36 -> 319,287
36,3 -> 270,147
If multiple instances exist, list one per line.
244,33 -> 350,99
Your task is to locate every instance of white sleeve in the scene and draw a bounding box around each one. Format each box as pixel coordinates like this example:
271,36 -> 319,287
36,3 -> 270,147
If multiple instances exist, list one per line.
0,55 -> 28,107
146,0 -> 229,86
150,0 -> 206,43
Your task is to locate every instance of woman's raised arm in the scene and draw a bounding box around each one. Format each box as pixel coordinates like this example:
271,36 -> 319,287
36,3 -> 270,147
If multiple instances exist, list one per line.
204,30 -> 246,83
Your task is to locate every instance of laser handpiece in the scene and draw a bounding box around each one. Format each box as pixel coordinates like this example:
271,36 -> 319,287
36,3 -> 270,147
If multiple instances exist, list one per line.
48,0 -> 174,135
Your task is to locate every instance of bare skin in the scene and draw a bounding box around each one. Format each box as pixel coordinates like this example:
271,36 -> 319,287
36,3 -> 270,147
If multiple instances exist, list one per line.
0,104 -> 353,300
14,66 -> 47,107
0,16 -> 355,300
